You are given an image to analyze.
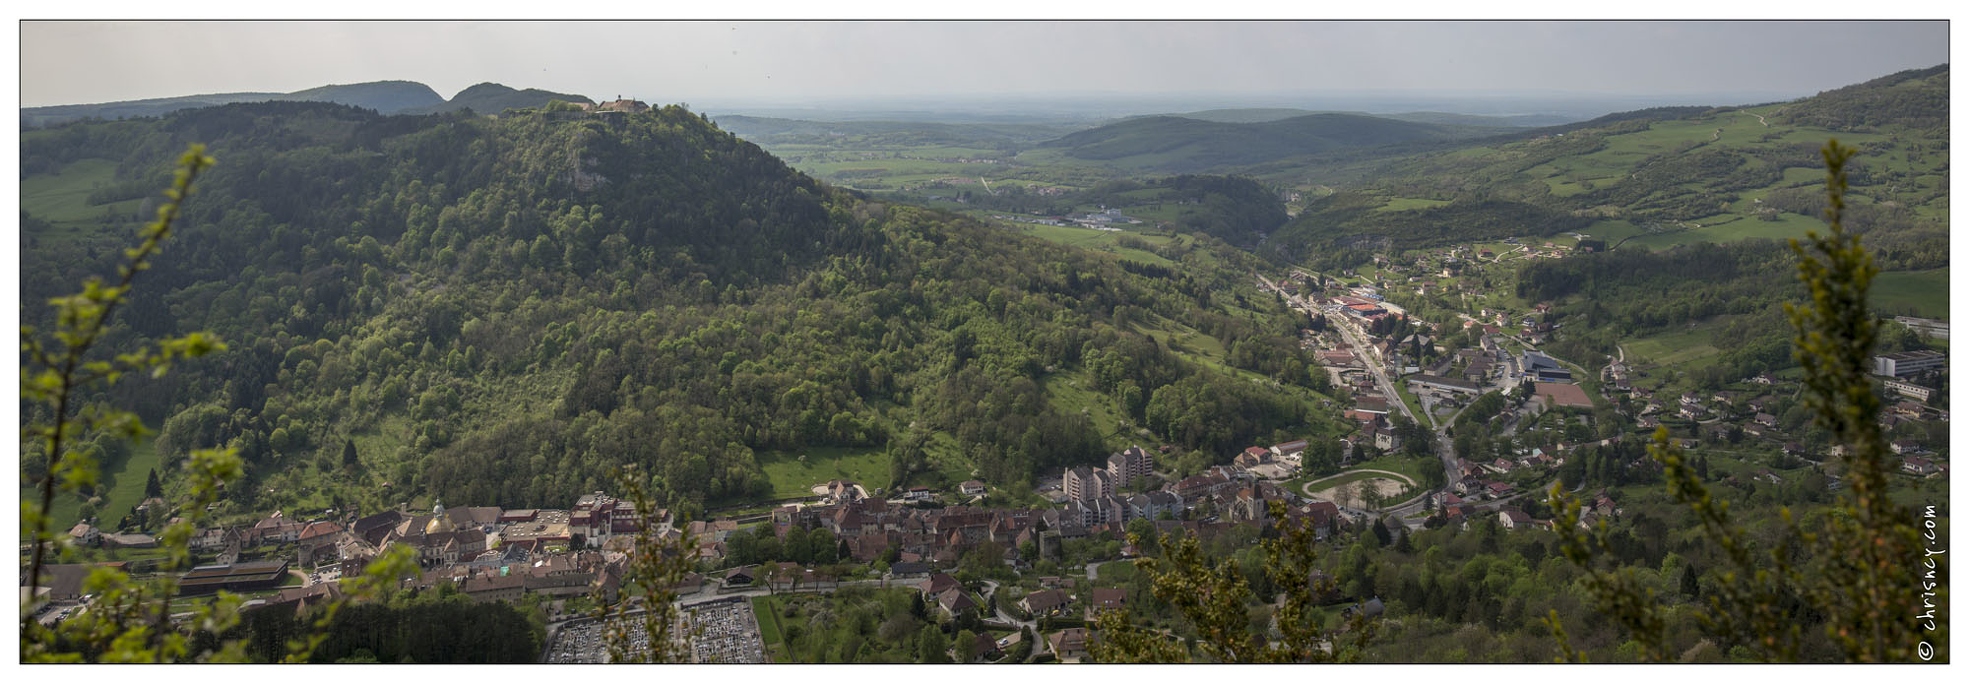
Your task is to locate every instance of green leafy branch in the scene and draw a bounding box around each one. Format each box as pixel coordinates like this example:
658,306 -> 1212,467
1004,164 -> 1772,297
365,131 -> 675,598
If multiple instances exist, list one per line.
1547,139 -> 1923,663
18,145 -> 246,662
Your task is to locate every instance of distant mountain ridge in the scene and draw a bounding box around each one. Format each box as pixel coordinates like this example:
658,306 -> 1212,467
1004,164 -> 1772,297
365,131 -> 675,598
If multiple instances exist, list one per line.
20,80 -> 592,127
1038,112 -> 1508,173
1168,108 -> 1575,128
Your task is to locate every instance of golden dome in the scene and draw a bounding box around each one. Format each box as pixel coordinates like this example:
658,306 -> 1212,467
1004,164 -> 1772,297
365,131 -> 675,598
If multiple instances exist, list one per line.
426,500 -> 455,535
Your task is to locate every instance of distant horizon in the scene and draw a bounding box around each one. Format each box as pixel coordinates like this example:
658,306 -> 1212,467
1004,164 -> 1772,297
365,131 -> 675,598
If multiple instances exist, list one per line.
20,20 -> 1948,113
19,73 -> 1877,126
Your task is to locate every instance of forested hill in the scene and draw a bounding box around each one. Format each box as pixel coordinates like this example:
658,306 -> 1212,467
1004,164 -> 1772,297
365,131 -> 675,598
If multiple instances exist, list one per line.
1259,64 -> 1949,268
20,80 -> 589,127
20,100 -> 1339,520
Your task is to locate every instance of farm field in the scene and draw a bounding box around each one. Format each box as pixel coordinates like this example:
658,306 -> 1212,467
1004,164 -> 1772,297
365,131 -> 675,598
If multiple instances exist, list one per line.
20,158 -> 147,235
1871,268 -> 1949,319
1618,213 -> 1824,251
1014,223 -> 1179,266
1625,327 -> 1721,370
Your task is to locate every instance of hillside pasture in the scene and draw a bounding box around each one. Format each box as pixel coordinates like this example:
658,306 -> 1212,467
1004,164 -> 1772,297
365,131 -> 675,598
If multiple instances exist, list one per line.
1016,223 -> 1178,266
756,447 -> 892,501
1871,268 -> 1949,319
22,437 -> 163,531
1625,327 -> 1721,370
21,158 -> 148,236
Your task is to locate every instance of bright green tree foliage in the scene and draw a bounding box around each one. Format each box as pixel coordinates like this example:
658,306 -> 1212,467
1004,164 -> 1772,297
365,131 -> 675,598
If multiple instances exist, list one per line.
1549,140 -> 1929,663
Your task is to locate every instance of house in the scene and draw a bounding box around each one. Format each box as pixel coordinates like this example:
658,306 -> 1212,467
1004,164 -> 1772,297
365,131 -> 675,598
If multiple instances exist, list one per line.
1498,509 -> 1534,530
1048,628 -> 1091,662
937,587 -> 978,616
1085,588 -> 1127,619
296,521 -> 345,566
959,480 -> 987,496
1373,425 -> 1402,451
1902,457 -> 1940,476
1021,588 -> 1071,617
251,511 -> 305,545
1890,440 -> 1926,455
66,522 -> 100,549
918,573 -> 962,597
825,479 -> 863,504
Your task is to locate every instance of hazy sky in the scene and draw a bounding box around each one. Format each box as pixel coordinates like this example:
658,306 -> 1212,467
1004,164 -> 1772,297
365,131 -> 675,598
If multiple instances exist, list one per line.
16,20 -> 1952,110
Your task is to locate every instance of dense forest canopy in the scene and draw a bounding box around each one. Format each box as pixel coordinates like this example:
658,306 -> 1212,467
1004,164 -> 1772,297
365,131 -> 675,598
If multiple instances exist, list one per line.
19,99 -> 1339,517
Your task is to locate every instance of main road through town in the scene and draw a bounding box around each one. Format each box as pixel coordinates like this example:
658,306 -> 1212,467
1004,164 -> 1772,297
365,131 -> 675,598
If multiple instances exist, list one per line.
1257,274 -> 1456,527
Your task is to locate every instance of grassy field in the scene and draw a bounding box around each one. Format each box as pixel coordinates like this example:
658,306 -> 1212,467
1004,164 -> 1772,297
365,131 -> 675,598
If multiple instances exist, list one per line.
1015,223 -> 1178,266
1619,213 -> 1823,251
1040,372 -> 1131,445
757,447 -> 893,500
750,595 -> 788,662
1376,197 -> 1452,212
20,158 -> 148,236
1871,268 -> 1949,319
1096,560 -> 1136,585
21,437 -> 163,531
922,431 -> 980,489
1625,327 -> 1721,370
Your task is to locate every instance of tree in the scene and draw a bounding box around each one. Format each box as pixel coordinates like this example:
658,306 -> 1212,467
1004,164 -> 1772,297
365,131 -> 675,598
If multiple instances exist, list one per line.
19,147 -> 240,662
954,628 -> 981,663
1090,500 -> 1374,663
916,624 -> 950,663
598,465 -> 701,663
1549,140 -> 1927,663
342,439 -> 359,469
144,468 -> 163,499
19,146 -> 419,663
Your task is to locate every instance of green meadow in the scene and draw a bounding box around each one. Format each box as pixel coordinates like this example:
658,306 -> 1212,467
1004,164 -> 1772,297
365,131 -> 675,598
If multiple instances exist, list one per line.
1871,268 -> 1949,319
